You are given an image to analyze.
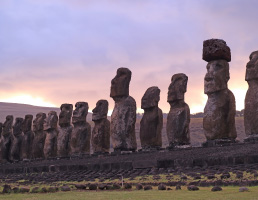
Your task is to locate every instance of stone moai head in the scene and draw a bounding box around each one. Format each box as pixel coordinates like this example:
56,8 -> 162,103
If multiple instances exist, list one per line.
245,51 -> 258,81
110,68 -> 131,99
167,73 -> 188,103
141,86 -> 160,109
33,113 -> 46,132
22,114 -> 33,133
43,111 -> 58,131
72,102 -> 88,124
59,103 -> 73,127
13,117 -> 24,136
92,100 -> 108,121
3,115 -> 13,136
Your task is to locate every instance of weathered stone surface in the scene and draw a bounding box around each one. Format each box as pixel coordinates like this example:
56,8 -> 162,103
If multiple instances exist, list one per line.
43,111 -> 58,159
110,68 -> 137,151
70,102 -> 91,155
140,87 -> 163,149
92,100 -> 110,154
0,116 -> 13,162
167,74 -> 190,146
10,117 -> 24,161
203,39 -> 231,62
21,115 -> 34,160
203,59 -> 236,141
244,51 -> 258,138
57,103 -> 73,157
32,113 -> 46,159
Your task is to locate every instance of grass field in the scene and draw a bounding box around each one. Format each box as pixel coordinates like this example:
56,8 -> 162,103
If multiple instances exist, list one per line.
0,186 -> 257,200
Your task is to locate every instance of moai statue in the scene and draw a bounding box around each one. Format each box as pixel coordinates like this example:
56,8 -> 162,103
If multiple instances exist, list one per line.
32,113 -> 46,159
0,123 -> 4,162
110,68 -> 137,152
0,116 -> 13,162
70,102 -> 91,156
21,115 -> 34,160
91,100 -> 110,154
202,39 -> 237,146
140,86 -> 163,150
10,117 -> 24,161
57,103 -> 73,157
43,111 -> 58,159
166,74 -> 190,147
244,51 -> 258,142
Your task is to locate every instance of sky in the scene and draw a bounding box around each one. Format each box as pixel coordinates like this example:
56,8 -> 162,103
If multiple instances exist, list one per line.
0,0 -> 258,114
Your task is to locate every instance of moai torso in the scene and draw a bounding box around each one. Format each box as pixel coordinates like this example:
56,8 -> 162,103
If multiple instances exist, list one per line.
57,104 -> 73,157
1,116 -> 13,162
140,86 -> 163,149
92,100 -> 110,154
21,115 -> 34,160
244,51 -> 258,137
110,68 -> 137,151
44,111 -> 58,159
166,74 -> 190,146
70,102 -> 91,155
32,113 -> 46,159
10,117 -> 24,161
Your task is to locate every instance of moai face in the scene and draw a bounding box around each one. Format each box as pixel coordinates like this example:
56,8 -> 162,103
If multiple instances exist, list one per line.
3,115 -> 13,136
13,118 -> 24,136
22,114 -> 33,133
204,60 -> 229,94
245,51 -> 258,81
33,113 -> 46,132
92,100 -> 108,121
59,103 -> 73,127
167,73 -> 188,102
141,86 -> 160,109
110,68 -> 131,98
43,111 -> 58,131
72,102 -> 88,124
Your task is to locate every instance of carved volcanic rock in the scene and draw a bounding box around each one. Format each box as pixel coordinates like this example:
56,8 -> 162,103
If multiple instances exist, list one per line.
70,102 -> 91,155
140,87 -> 163,149
203,39 -> 231,62
57,104 -> 73,157
244,51 -> 258,137
32,113 -> 46,159
10,117 -> 24,161
92,100 -> 110,154
43,111 -> 58,159
203,89 -> 237,140
0,116 -> 13,162
21,115 -> 34,160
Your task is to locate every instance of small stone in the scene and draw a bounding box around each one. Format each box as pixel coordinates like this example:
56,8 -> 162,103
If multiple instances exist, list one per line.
124,183 -> 132,189
61,186 -> 71,192
98,184 -> 106,190
239,187 -> 249,192
211,186 -> 222,192
75,184 -> 86,190
20,187 -> 30,193
187,185 -> 199,191
136,184 -> 143,190
144,185 -> 153,190
89,184 -> 97,190
175,185 -> 181,190
158,184 -> 166,190
112,184 -> 121,190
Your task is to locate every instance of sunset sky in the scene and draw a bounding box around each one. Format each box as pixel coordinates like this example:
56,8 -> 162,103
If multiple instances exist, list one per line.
0,0 -> 257,114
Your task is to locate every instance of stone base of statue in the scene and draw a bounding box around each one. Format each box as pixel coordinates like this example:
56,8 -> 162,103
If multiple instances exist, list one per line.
138,146 -> 163,152
244,135 -> 258,143
167,143 -> 191,150
202,139 -> 237,147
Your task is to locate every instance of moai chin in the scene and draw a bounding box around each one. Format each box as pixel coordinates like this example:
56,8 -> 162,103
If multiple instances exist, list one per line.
21,115 -> 34,160
70,102 -> 91,156
244,51 -> 258,142
0,116 -> 13,162
110,67 -> 137,152
166,74 -> 190,147
32,112 -> 46,159
140,86 -> 163,150
203,39 -> 237,146
91,100 -> 110,154
43,111 -> 58,159
57,103 -> 73,157
10,117 -> 24,161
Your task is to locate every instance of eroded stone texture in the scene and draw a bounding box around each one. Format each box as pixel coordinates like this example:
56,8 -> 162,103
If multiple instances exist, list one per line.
92,100 -> 110,154
244,51 -> 258,139
140,87 -> 163,149
167,74 -> 190,146
32,113 -> 46,159
70,102 -> 91,155
203,39 -> 231,62
0,116 -> 13,162
21,115 -> 34,160
203,48 -> 237,141
10,117 -> 24,161
57,104 -> 73,157
110,68 -> 137,151
44,111 -> 58,159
